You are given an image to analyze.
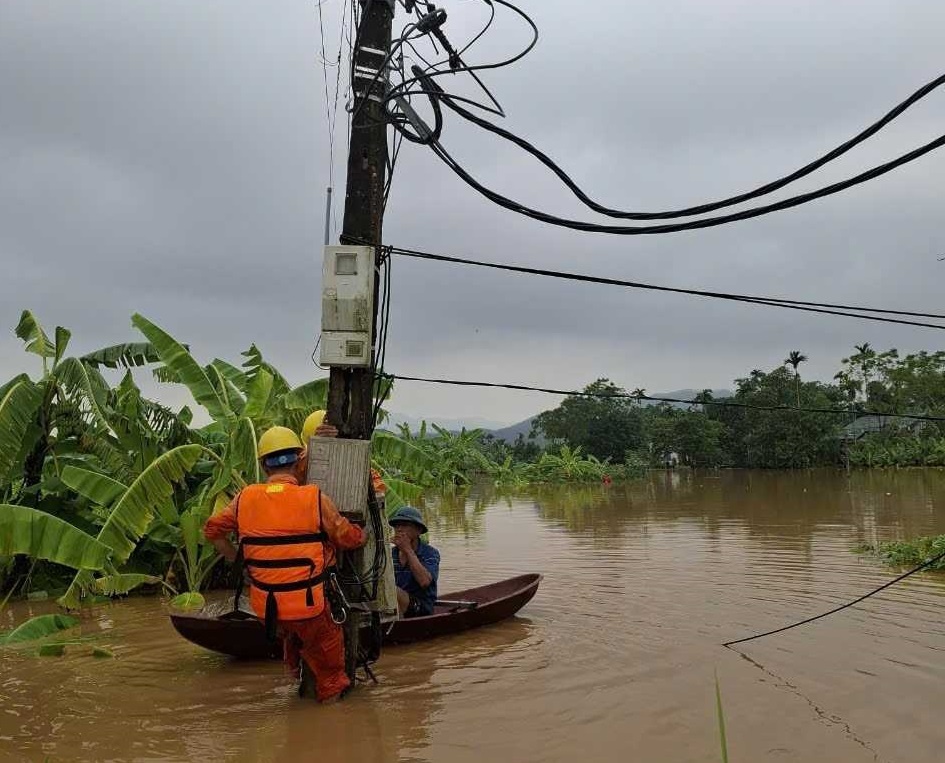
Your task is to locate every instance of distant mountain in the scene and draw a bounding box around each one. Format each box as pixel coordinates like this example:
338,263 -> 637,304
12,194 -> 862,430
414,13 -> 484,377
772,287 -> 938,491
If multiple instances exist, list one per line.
484,388 -> 733,443
383,412 -> 512,433
385,388 -> 733,441
488,417 -> 542,444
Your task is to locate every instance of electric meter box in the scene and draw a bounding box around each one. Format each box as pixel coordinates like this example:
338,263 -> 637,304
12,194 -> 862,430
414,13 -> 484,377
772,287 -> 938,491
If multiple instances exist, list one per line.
320,245 -> 375,367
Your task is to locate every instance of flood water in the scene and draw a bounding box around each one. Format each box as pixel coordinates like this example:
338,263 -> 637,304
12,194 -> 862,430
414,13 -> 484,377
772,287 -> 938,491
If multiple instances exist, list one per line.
3,469 -> 945,762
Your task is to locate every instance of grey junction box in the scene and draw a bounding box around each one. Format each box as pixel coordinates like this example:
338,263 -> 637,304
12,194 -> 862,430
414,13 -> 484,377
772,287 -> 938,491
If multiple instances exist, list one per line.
305,436 -> 398,619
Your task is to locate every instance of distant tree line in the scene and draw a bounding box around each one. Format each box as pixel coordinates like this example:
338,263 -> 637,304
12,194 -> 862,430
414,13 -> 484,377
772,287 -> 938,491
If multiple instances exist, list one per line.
520,345 -> 945,469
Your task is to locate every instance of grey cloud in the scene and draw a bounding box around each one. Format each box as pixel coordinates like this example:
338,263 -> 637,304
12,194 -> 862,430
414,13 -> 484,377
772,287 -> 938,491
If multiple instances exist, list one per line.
2,0 -> 944,425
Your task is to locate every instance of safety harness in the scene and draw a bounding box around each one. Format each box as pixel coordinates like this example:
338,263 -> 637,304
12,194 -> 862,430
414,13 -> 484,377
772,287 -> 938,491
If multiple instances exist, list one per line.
232,491 -> 349,641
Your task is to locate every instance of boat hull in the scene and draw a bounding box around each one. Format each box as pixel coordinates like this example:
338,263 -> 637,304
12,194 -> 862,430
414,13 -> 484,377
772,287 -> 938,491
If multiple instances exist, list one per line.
170,573 -> 542,658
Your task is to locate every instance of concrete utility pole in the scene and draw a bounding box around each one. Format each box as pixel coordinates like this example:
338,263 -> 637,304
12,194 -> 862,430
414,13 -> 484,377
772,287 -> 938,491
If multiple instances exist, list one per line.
327,0 -> 395,681
329,0 -> 393,439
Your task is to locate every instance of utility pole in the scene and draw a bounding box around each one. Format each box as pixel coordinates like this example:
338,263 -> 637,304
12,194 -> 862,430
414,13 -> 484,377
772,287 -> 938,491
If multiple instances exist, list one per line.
329,0 -> 393,439
326,0 -> 394,681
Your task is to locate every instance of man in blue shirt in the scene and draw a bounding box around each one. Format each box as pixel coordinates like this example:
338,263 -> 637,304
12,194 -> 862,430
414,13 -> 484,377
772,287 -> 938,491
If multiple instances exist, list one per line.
390,506 -> 439,618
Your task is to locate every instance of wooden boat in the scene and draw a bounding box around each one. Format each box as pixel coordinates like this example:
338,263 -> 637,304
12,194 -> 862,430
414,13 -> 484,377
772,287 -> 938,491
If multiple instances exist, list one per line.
170,573 -> 542,659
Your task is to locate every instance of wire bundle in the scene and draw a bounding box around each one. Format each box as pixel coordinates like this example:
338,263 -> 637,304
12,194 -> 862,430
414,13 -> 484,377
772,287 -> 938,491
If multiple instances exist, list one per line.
360,2 -> 945,234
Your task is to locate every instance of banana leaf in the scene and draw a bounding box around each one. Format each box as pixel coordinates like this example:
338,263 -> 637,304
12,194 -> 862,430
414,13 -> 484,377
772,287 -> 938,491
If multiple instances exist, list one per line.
80,342 -> 160,369
94,573 -> 162,596
54,326 -> 72,366
0,505 -> 111,570
132,314 -> 234,424
0,378 -> 42,485
54,358 -> 114,433
169,592 -> 206,610
209,359 -> 249,394
2,614 -> 79,645
282,378 -> 329,412
59,444 -> 202,608
243,368 -> 274,420
15,310 -> 55,359
60,466 -> 127,507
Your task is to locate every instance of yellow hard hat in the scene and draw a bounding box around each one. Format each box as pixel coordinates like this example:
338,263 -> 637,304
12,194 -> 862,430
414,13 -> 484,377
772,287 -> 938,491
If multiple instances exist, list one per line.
301,410 -> 327,443
257,426 -> 303,459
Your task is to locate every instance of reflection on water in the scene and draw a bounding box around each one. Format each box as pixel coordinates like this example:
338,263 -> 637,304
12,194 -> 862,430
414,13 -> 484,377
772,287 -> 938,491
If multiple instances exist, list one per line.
2,469 -> 945,762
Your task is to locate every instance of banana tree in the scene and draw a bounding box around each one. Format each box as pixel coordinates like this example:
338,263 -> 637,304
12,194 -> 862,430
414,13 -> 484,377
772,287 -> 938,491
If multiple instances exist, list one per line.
371,429 -> 437,511
1,311 -> 171,504
129,315 -> 335,586
56,444 -> 202,608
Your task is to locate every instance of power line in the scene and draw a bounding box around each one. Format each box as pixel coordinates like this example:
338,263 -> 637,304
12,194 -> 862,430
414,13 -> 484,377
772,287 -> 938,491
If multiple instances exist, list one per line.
385,5 -> 945,235
382,244 -> 945,330
426,120 -> 945,236
723,547 -> 945,647
435,71 -> 945,220
383,0 -> 539,119
316,0 -> 336,189
381,372 -> 945,423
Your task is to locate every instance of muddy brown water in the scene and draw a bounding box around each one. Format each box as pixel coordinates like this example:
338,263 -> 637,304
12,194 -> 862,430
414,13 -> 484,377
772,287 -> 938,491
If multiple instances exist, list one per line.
2,469 -> 945,762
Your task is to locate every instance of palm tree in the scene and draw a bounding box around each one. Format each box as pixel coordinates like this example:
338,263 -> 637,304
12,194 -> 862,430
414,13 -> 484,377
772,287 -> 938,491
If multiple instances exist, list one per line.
785,351 -> 808,407
692,389 -> 713,413
852,343 -> 876,397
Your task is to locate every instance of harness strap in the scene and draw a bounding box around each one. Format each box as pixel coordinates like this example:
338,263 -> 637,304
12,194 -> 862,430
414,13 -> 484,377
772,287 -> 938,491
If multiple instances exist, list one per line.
233,485 -> 337,635
241,532 -> 328,546
231,492 -> 245,613
248,566 -> 338,642
245,568 -> 333,593
244,557 -> 317,569
264,592 -> 278,642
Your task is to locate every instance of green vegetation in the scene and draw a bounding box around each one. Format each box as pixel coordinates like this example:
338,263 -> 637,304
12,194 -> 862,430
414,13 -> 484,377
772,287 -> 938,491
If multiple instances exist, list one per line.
856,535 -> 945,570
0,312 -> 624,613
715,672 -> 730,763
0,310 -> 408,609
391,422 -> 628,488
3,307 -> 944,619
526,343 -> 945,470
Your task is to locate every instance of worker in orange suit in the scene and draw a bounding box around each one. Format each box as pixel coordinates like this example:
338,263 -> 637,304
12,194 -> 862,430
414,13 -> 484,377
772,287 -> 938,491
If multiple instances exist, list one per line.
204,426 -> 365,703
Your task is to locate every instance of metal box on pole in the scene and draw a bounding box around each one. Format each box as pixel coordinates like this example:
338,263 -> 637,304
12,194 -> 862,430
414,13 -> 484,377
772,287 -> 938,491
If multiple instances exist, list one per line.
305,436 -> 398,621
320,245 -> 375,368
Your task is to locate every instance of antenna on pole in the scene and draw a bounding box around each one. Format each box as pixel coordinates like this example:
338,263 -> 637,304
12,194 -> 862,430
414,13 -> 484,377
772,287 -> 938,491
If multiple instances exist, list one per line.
324,186 -> 333,246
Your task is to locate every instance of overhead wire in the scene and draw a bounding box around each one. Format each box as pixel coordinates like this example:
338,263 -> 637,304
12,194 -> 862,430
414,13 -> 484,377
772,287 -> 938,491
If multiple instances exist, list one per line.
382,2 -> 945,234
337,0 -> 945,646
371,247 -> 394,429
384,243 -> 945,330
723,547 -> 945,647
379,372 -> 945,423
434,71 -> 945,220
316,0 -> 337,191
425,111 -> 945,236
386,0 -> 537,99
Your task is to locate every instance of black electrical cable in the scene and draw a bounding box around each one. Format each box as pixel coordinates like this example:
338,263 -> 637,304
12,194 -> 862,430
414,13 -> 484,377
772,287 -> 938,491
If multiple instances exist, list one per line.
427,128 -> 945,236
384,244 -> 945,329
382,0 -> 538,117
723,547 -> 945,647
435,71 -> 945,220
381,372 -> 945,422
386,67 -> 444,145
396,9 -> 945,230
386,4 -> 945,234
371,248 -> 394,429
316,0 -> 336,188
456,0 -> 497,59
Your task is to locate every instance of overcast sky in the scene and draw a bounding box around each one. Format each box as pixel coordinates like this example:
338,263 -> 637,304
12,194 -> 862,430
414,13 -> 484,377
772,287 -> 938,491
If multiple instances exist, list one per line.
2,0 -> 944,427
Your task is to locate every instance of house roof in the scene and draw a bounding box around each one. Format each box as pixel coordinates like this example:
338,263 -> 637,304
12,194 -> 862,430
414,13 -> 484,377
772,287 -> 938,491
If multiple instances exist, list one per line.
840,415 -> 924,439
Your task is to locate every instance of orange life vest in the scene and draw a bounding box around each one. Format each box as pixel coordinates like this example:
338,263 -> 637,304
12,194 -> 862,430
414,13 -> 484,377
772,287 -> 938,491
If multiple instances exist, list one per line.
235,482 -> 333,633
